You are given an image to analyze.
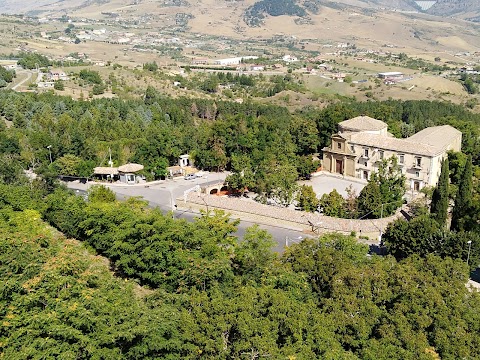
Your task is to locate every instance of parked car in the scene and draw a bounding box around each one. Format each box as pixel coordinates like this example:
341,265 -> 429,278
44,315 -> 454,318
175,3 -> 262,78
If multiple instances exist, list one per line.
184,173 -> 196,180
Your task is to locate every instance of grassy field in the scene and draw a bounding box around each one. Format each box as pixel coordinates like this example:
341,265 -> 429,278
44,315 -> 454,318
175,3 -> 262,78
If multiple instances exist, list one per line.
0,1 -> 477,109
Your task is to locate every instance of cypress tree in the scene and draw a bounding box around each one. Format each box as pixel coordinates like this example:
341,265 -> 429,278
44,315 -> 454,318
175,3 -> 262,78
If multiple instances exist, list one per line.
431,158 -> 449,226
451,155 -> 472,231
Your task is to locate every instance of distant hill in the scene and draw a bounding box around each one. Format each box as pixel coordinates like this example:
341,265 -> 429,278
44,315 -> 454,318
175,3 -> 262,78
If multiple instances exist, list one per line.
0,0 -> 87,15
242,0 -> 479,26
0,0 -> 478,53
0,0 -> 477,20
427,0 -> 480,19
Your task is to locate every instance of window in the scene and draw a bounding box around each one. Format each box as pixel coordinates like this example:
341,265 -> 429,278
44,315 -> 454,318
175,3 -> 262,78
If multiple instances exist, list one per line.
350,145 -> 355,152
337,142 -> 342,150
399,154 -> 405,164
364,162 -> 367,166
415,171 -> 420,178
379,150 -> 384,159
416,157 -> 422,167
364,149 -> 369,158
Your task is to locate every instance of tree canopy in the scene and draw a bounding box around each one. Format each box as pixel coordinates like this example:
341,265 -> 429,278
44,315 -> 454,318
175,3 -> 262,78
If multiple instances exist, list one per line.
1,90 -> 480,358
357,157 -> 405,218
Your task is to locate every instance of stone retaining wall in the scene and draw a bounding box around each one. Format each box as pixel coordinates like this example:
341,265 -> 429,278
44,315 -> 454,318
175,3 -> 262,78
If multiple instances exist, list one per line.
182,193 -> 403,234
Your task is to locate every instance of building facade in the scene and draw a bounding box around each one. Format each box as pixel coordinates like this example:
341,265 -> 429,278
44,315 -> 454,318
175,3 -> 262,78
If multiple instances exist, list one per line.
322,116 -> 462,191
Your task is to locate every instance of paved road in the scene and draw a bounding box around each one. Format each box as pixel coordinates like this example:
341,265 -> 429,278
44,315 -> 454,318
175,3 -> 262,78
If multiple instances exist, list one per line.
68,177 -> 311,253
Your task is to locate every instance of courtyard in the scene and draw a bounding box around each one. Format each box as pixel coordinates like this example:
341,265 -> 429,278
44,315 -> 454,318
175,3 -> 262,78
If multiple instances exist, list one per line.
301,173 -> 367,198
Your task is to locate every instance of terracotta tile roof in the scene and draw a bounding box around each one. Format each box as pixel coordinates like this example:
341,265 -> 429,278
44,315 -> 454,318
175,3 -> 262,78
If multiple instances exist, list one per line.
346,125 -> 461,156
339,116 -> 388,132
94,167 -> 119,175
407,125 -> 462,153
348,133 -> 437,156
118,163 -> 144,173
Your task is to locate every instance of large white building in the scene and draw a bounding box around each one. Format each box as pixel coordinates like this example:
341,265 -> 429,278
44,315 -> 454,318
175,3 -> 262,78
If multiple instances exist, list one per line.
213,56 -> 258,66
322,116 -> 462,191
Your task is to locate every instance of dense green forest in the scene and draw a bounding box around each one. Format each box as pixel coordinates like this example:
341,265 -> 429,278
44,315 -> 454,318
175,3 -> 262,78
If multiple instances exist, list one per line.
0,67 -> 15,88
1,88 -> 480,209
244,0 -> 308,26
1,89 -> 480,175
1,88 -> 480,357
1,179 -> 480,359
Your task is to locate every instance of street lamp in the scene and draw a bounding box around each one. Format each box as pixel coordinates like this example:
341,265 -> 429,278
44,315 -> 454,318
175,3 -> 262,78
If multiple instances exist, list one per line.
467,240 -> 472,266
46,145 -> 52,164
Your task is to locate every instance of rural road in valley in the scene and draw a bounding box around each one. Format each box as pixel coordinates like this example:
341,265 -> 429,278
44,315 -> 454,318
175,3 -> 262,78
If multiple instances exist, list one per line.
10,69 -> 38,90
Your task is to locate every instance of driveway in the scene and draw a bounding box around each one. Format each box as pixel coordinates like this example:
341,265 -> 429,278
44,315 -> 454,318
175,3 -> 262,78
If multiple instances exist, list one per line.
301,174 -> 366,198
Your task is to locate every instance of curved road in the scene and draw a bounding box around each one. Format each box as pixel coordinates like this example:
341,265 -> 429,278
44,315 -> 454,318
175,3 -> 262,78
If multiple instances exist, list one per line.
11,70 -> 38,91
68,180 -> 312,253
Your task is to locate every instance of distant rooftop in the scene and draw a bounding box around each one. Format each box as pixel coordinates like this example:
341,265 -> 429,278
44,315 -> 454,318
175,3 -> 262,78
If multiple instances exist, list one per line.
378,71 -> 404,76
339,116 -> 388,132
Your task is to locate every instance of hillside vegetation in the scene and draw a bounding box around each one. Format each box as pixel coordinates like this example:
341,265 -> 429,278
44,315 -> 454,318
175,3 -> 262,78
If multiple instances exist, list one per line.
1,181 -> 480,359
245,0 -> 308,26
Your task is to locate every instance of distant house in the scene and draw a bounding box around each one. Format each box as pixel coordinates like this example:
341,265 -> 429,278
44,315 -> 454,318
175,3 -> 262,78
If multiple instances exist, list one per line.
37,81 -> 55,88
214,56 -> 258,66
47,69 -> 68,81
118,163 -> 144,184
318,63 -> 333,71
378,72 -> 404,80
249,65 -> 264,71
282,55 -> 298,63
332,73 -> 346,82
322,116 -> 462,191
2,64 -> 17,71
458,67 -> 479,75
192,58 -> 209,65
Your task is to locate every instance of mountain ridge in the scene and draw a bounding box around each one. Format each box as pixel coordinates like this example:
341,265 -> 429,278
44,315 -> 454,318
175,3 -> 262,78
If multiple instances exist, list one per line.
0,0 -> 478,20
0,0 -> 478,53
